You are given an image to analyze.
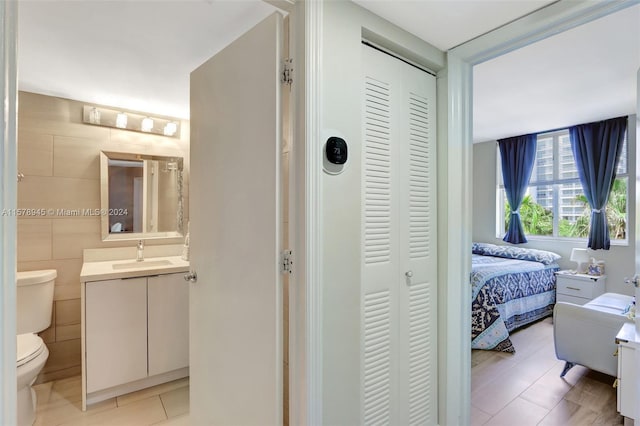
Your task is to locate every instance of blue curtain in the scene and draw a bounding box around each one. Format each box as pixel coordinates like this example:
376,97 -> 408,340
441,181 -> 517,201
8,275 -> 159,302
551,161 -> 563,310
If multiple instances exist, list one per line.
498,134 -> 537,244
570,116 -> 627,250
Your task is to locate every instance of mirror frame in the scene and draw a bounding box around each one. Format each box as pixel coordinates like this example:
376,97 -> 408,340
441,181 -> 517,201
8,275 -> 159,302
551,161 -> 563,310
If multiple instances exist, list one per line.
100,151 -> 185,241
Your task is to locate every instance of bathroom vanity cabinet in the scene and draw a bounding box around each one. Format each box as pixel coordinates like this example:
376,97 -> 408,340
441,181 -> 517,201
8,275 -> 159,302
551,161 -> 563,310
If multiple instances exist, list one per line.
80,254 -> 190,410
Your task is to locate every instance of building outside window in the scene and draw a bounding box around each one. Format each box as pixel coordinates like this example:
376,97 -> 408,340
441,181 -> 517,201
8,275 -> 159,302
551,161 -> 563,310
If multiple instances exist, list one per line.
497,129 -> 628,241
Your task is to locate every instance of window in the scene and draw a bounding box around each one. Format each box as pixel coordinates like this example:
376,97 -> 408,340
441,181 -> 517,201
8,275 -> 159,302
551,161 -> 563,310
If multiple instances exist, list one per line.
497,129 -> 628,241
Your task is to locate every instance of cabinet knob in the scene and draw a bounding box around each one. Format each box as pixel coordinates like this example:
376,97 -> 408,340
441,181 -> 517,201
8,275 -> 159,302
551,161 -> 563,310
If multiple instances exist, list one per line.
184,271 -> 197,283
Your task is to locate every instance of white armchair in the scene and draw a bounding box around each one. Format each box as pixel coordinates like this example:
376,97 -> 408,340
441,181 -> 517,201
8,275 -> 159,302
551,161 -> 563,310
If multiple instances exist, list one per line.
554,292 -> 634,377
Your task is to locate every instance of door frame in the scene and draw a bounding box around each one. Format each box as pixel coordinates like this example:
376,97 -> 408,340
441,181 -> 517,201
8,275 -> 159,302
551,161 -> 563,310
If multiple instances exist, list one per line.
281,1 -> 324,424
264,1 -> 323,424
0,1 -> 18,424
444,0 -> 639,424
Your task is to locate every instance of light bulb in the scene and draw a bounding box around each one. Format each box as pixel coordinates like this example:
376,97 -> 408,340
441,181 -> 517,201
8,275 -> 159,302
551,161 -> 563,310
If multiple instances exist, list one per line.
141,117 -> 154,132
89,108 -> 101,124
116,113 -> 128,129
164,122 -> 178,136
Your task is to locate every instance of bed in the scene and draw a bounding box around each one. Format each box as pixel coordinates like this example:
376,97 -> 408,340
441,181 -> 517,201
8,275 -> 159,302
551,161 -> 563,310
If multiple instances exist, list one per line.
471,243 -> 560,353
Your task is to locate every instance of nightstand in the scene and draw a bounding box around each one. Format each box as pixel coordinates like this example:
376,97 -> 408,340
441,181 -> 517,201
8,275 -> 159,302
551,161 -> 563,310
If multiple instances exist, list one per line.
555,271 -> 606,305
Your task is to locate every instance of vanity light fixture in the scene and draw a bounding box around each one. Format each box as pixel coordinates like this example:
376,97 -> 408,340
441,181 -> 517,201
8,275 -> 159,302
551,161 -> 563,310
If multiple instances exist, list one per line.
115,113 -> 128,129
141,117 -> 154,132
164,122 -> 178,136
82,105 -> 181,138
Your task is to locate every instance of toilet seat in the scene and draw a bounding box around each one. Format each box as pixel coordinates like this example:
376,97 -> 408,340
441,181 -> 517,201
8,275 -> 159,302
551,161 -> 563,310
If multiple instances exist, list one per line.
16,333 -> 45,367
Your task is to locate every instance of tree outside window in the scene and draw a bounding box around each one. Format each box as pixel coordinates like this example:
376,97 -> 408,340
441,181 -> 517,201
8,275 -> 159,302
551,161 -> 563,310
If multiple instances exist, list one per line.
498,129 -> 628,241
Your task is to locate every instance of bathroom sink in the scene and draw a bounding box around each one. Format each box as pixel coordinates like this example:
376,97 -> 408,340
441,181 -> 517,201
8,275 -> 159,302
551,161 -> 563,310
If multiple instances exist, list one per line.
111,259 -> 173,270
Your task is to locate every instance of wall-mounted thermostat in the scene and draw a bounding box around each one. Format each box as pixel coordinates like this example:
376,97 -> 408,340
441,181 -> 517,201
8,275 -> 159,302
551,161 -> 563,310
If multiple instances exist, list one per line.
323,131 -> 349,175
326,137 -> 347,164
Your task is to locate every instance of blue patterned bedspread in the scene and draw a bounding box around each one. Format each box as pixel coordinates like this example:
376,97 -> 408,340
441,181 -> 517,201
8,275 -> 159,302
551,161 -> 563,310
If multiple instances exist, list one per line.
471,254 -> 559,353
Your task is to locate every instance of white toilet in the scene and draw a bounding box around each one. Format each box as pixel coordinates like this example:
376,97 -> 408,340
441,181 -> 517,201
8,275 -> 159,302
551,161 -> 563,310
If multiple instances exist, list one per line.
16,269 -> 56,426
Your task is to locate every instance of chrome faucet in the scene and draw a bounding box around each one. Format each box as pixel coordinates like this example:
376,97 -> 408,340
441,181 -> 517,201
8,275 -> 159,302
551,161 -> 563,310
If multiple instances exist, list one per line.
136,240 -> 144,262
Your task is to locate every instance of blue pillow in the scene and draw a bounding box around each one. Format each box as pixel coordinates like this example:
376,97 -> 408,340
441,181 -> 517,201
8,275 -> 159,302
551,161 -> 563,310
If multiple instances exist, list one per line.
472,242 -> 561,265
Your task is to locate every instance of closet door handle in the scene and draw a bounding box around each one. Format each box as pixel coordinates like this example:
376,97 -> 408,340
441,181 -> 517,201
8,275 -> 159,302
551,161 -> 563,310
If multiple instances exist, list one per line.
405,270 -> 413,286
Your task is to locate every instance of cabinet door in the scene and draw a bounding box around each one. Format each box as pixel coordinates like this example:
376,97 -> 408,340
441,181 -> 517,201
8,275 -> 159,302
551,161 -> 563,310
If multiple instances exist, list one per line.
148,273 -> 189,376
619,345 -> 637,418
86,278 -> 148,393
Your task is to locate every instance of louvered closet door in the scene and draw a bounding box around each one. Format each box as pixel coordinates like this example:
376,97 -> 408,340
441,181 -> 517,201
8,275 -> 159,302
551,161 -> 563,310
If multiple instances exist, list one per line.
361,44 -> 437,426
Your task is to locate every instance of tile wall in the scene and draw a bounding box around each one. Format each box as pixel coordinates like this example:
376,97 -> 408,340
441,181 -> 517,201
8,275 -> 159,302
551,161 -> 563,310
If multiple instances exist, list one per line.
16,92 -> 190,383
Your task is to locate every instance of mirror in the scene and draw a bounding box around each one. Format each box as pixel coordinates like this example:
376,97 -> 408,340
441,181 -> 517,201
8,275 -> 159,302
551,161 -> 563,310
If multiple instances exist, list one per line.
100,151 -> 184,241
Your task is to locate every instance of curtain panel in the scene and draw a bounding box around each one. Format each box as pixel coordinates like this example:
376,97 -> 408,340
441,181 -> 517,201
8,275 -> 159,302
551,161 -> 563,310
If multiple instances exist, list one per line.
569,116 -> 627,250
498,134 -> 537,244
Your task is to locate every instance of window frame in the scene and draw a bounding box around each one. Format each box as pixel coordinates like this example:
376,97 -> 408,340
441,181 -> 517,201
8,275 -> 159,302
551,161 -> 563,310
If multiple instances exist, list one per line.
496,128 -> 629,244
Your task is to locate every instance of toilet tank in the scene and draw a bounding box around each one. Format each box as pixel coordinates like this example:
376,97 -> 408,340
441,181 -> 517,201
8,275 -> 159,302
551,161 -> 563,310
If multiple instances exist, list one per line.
17,270 -> 56,335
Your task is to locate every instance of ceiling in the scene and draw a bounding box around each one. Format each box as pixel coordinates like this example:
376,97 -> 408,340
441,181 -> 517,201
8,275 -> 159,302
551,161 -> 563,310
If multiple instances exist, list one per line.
18,1 -> 639,141
18,1 -> 278,119
472,3 -> 640,142
352,0 -> 556,51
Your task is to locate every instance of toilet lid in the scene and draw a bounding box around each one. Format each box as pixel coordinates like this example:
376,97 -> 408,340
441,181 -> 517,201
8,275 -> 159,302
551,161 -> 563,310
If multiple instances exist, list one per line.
16,333 -> 45,367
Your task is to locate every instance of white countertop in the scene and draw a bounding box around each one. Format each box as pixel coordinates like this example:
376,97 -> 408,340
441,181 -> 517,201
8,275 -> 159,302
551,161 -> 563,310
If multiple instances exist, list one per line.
81,255 -> 190,282
616,322 -> 640,346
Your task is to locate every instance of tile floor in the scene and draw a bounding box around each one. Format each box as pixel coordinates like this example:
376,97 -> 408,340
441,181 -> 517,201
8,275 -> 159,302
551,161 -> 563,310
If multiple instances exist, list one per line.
472,317 -> 625,425
33,376 -> 189,426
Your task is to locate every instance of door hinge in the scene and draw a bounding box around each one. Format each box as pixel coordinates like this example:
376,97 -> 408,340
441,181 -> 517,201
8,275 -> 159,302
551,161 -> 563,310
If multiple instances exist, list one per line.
281,58 -> 293,85
281,250 -> 293,274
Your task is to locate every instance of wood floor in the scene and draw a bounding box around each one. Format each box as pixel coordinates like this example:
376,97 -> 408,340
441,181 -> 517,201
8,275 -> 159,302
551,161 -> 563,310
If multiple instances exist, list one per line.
472,317 -> 625,426
33,376 -> 189,426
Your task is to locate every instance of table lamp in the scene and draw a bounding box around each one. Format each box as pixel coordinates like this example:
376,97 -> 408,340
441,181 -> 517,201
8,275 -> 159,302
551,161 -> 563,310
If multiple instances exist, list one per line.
570,248 -> 589,274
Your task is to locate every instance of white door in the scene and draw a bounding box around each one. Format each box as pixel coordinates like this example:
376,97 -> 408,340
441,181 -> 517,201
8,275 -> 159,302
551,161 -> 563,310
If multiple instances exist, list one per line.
361,45 -> 438,425
189,12 -> 283,425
